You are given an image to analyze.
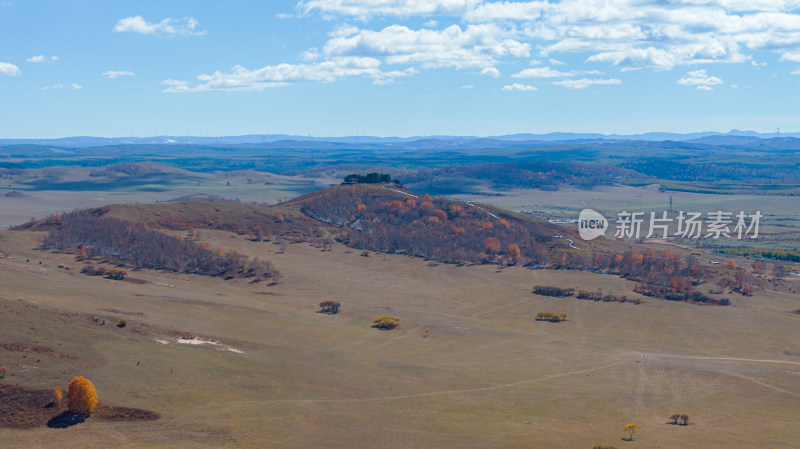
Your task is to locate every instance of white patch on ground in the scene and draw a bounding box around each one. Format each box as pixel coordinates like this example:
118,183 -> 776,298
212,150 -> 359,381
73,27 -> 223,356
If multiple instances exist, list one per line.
154,336 -> 244,353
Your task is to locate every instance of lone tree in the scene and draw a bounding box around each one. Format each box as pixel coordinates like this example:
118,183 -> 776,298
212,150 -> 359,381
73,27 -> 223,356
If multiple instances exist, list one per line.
372,315 -> 400,330
622,423 -> 638,441
679,413 -> 689,426
669,413 -> 680,425
319,299 -> 341,314
67,376 -> 98,415
0,365 -> 8,378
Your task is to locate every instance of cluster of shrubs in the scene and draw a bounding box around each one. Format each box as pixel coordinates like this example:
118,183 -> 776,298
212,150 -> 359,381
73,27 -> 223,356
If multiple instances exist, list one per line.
318,300 -> 340,314
668,413 -> 690,425
535,312 -> 567,322
372,315 -> 399,330
532,286 -> 575,297
80,264 -> 127,280
576,290 -> 641,304
634,284 -> 729,305
342,173 -> 399,185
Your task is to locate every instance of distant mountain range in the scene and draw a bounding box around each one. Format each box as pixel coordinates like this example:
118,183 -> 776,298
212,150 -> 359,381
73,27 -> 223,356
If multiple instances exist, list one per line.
1,130 -> 798,148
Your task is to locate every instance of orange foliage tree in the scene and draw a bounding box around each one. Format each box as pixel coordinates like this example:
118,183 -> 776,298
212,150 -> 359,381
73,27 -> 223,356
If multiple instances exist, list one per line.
67,376 -> 98,415
507,244 -> 521,263
485,237 -> 501,255
727,258 -> 736,270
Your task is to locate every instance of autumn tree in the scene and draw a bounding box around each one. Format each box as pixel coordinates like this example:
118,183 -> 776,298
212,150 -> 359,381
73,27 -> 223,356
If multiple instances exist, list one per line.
507,244 -> 521,264
319,299 -> 340,314
751,260 -> 763,275
53,387 -> 63,407
372,315 -> 399,330
726,258 -> 736,270
485,237 -> 501,255
0,365 -> 7,378
67,376 -> 98,415
424,328 -> 430,338
622,423 -> 638,441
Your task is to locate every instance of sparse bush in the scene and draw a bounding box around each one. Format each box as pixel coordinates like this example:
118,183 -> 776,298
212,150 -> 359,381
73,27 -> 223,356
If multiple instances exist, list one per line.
105,268 -> 126,280
593,446 -> 618,449
372,315 -> 399,330
669,413 -> 680,425
622,423 -> 638,441
53,387 -> 63,406
679,413 -> 689,426
535,312 -> 568,322
319,300 -> 340,314
67,376 -> 98,415
81,264 -> 107,276
117,318 -> 127,328
0,365 -> 8,378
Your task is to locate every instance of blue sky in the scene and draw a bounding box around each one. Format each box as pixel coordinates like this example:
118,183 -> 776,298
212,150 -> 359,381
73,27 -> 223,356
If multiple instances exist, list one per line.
1,0 -> 800,138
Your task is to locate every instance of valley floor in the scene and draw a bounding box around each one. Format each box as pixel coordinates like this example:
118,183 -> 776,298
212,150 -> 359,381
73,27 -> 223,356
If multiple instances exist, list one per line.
0,229 -> 798,448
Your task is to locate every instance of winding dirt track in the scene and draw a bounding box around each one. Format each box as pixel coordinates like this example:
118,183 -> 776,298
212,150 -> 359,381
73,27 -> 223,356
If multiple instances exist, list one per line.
263,361 -> 623,404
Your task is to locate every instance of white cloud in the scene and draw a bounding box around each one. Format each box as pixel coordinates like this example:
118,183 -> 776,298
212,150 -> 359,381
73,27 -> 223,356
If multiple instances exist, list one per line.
424,19 -> 439,28
464,1 -> 544,22
512,66 -> 601,78
780,52 -> 800,62
113,16 -> 206,37
163,57 -> 416,92
323,24 -> 529,70
512,66 -> 573,78
677,69 -> 723,89
502,82 -> 537,91
40,83 -> 83,90
553,77 -> 621,89
791,69 -> 800,74
480,67 -> 500,77
0,62 -> 21,76
548,58 -> 565,66
461,84 -> 475,88
26,55 -> 58,63
102,70 -> 135,79
297,0 -> 477,19
292,1 -> 800,70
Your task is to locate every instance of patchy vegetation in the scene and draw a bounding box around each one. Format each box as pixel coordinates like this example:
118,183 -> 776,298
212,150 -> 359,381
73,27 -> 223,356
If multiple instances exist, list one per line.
319,299 -> 341,314
371,315 -> 400,330
535,312 -> 568,322
42,210 -> 279,281
532,286 -> 575,297
301,185 -> 558,265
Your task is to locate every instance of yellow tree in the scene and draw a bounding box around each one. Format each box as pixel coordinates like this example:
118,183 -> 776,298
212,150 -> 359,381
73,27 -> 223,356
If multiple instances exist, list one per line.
622,423 -> 638,441
506,244 -> 521,264
67,376 -> 98,415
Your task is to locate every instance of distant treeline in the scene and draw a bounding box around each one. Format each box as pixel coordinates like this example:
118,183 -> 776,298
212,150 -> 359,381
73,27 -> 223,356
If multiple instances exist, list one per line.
713,248 -> 800,262
42,211 -> 278,280
396,161 -> 644,190
621,159 -> 800,184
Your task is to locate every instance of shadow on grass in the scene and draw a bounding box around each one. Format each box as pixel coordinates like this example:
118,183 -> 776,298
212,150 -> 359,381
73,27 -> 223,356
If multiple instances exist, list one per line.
46,412 -> 87,429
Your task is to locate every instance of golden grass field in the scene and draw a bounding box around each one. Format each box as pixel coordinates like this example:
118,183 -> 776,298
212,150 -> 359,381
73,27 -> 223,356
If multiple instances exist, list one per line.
1,224 -> 799,448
